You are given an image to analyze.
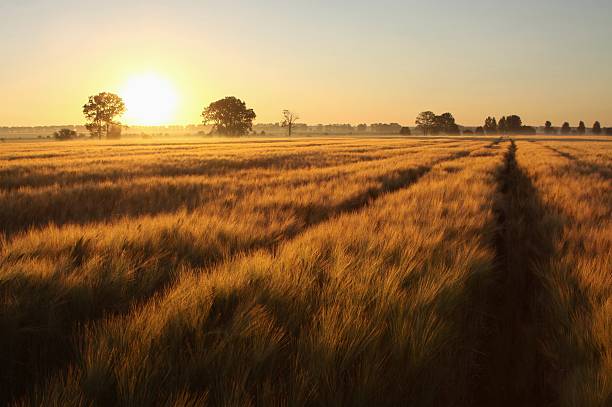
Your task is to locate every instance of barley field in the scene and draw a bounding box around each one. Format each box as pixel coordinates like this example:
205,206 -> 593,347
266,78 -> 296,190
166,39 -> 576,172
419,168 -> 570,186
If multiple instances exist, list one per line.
0,136 -> 610,406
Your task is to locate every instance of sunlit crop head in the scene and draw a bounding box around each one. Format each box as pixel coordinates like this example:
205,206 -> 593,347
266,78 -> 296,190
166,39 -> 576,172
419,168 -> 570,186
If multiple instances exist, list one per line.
120,73 -> 178,126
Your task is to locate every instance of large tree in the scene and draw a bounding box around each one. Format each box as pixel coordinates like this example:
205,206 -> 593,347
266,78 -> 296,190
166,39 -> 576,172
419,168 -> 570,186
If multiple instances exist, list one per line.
498,116 -> 507,133
83,93 -> 125,139
437,112 -> 460,134
281,110 -> 299,137
593,121 -> 602,134
577,121 -> 586,135
505,115 -> 523,133
415,111 -> 438,135
202,97 -> 256,136
496,115 -> 524,133
415,111 -> 459,135
484,116 -> 498,134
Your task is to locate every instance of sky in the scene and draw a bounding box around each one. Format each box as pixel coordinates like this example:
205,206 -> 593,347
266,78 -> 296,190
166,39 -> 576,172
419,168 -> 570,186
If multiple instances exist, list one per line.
1,0 -> 611,127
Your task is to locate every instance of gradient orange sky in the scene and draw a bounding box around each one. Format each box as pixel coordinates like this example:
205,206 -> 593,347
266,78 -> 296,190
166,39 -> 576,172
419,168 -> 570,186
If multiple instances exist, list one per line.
1,1 -> 611,127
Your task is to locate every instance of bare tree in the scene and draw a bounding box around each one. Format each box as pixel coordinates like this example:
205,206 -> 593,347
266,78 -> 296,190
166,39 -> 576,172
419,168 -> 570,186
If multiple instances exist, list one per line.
281,110 -> 299,137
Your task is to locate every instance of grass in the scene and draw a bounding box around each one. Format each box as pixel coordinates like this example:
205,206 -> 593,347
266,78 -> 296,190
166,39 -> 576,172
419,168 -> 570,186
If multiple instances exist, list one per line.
515,141 -> 611,406
0,136 -> 609,406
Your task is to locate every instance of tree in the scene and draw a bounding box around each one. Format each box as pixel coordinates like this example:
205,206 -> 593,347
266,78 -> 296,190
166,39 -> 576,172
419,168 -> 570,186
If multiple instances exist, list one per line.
561,122 -> 571,134
484,117 -> 498,134
577,121 -> 586,135
415,111 -> 438,135
83,93 -> 125,139
416,111 -> 459,135
544,121 -> 555,134
54,128 -> 77,140
593,121 -> 602,134
475,126 -> 485,135
437,112 -> 460,134
202,97 -> 256,136
356,124 -> 368,132
281,110 -> 299,137
498,117 -> 507,133
496,115 -> 523,133
505,115 -> 523,133
399,126 -> 411,135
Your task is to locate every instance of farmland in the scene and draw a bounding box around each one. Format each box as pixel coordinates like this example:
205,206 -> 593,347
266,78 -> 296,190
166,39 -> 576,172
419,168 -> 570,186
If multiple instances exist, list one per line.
0,136 -> 610,406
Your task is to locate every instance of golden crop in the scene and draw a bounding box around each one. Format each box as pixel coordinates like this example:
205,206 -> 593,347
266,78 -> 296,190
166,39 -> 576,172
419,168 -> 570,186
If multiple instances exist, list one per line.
0,137 -> 609,406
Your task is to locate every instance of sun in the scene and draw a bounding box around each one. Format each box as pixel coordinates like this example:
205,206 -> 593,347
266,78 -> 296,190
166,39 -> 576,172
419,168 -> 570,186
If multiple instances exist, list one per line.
120,73 -> 178,126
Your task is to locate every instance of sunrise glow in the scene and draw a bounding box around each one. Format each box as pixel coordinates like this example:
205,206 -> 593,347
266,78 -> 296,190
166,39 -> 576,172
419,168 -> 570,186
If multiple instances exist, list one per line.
120,73 -> 179,126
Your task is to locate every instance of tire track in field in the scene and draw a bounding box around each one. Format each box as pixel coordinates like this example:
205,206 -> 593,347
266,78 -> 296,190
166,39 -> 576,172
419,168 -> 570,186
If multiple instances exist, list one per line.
539,143 -> 612,180
0,144 -> 461,238
473,140 -> 557,406
0,146 -> 482,405
0,141 -> 455,192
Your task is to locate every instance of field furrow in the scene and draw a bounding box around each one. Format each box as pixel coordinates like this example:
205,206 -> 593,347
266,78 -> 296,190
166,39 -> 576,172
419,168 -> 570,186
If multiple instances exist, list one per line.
1,136 -> 609,406
473,141 -> 557,406
0,140 -> 488,403
514,141 -> 611,406
15,148 -> 504,406
0,143 -> 475,236
0,140 -> 463,191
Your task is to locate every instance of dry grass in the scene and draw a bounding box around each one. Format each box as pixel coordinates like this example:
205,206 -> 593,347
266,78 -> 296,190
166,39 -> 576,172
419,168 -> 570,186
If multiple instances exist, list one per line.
515,141 -> 611,406
0,136 -> 609,405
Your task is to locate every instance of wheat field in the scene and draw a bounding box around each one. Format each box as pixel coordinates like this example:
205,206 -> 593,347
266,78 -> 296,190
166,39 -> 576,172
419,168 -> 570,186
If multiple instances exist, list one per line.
0,136 -> 610,406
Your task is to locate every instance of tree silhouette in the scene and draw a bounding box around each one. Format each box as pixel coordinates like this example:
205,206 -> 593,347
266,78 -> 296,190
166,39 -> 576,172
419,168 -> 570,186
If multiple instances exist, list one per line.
593,121 -> 602,134
437,112 -> 460,134
54,128 -> 77,140
498,117 -> 507,133
202,97 -> 256,136
475,126 -> 485,135
416,111 -> 460,135
281,110 -> 299,137
505,115 -> 522,133
399,126 -> 411,135
577,121 -> 586,135
496,115 -> 524,133
560,122 -> 571,134
484,117 -> 497,134
544,121 -> 555,134
83,93 -> 125,139
415,111 -> 438,135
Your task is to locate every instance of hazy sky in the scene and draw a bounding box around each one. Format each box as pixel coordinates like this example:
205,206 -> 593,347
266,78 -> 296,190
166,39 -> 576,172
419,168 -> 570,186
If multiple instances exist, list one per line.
1,0 -> 611,126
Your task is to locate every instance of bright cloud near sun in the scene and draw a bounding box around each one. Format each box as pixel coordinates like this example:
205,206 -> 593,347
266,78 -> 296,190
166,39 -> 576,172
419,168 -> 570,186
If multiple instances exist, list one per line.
120,73 -> 179,126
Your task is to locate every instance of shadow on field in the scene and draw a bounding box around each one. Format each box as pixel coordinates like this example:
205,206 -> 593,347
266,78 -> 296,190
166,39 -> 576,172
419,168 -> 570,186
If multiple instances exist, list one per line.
473,141 -> 559,406
287,150 -> 472,233
0,149 -> 476,405
540,144 -> 612,180
0,146 -> 445,237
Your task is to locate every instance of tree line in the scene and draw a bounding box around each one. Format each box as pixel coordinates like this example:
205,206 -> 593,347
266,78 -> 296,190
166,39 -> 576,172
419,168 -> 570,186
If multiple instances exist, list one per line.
543,120 -> 604,135
52,92 -> 611,139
